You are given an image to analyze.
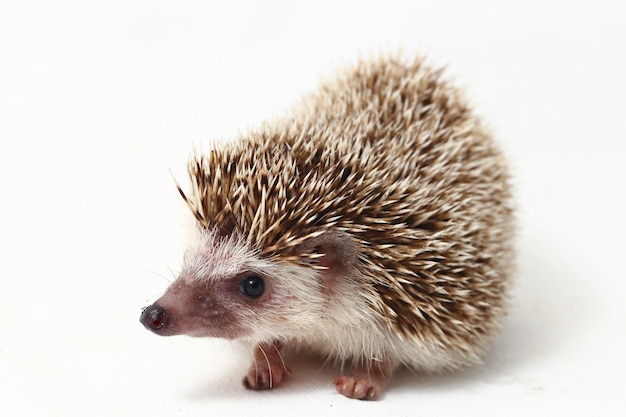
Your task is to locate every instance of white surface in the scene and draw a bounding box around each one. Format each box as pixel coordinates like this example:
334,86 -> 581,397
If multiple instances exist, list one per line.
1,1 -> 625,416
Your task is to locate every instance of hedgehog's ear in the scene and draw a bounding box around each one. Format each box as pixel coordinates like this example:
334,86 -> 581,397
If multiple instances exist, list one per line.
302,230 -> 357,274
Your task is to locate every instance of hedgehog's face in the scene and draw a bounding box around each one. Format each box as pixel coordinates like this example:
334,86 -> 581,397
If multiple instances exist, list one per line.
140,229 -> 335,342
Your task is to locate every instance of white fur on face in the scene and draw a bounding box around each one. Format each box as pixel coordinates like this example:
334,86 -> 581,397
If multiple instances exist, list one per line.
180,229 -> 259,284
177,229 -> 329,342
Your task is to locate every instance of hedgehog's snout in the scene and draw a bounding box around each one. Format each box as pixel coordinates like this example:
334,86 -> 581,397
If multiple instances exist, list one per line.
140,303 -> 168,333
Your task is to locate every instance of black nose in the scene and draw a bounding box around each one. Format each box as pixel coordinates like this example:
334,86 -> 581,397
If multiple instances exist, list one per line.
140,303 -> 167,332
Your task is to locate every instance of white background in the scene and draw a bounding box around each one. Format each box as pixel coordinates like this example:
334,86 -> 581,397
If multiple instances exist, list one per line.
1,1 -> 625,416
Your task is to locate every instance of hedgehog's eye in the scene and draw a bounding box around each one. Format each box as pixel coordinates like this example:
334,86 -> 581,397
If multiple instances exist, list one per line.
239,275 -> 265,298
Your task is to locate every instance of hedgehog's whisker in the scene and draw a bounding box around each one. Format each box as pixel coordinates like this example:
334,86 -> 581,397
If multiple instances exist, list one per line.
143,291 -> 165,304
130,267 -> 173,284
152,254 -> 178,282
257,344 -> 273,388
272,342 -> 290,375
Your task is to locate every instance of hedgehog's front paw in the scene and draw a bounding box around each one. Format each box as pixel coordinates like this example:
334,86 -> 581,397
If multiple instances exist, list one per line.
333,363 -> 392,400
243,362 -> 290,390
242,342 -> 290,390
334,375 -> 381,400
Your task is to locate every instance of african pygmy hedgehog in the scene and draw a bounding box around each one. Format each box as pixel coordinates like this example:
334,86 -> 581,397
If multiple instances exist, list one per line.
140,55 -> 515,400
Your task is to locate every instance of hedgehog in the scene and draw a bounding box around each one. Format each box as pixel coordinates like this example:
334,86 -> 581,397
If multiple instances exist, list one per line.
140,55 -> 515,400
